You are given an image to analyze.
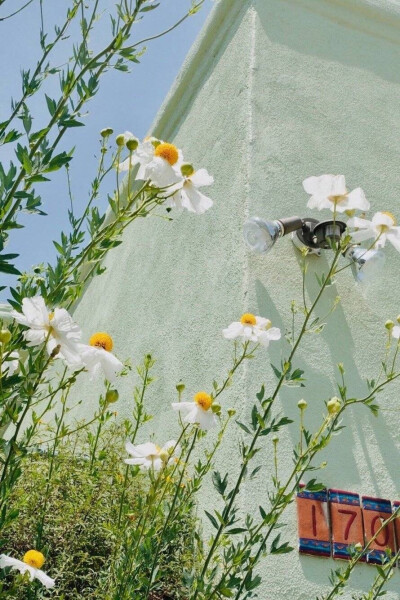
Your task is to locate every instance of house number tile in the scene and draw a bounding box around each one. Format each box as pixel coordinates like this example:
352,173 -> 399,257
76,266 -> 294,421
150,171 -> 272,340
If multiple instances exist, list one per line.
297,488 -> 400,565
329,489 -> 364,561
362,496 -> 395,564
296,485 -> 331,557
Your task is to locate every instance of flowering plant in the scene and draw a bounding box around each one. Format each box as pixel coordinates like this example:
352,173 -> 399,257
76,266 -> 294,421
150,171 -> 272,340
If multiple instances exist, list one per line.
0,2 -> 399,599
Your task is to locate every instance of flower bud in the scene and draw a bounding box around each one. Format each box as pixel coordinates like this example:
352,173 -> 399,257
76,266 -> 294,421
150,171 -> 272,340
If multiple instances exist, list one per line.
211,402 -> 221,415
397,315 -> 400,324
354,542 -> 363,552
50,344 -> 61,359
181,163 -> 195,178
298,399 -> 307,410
272,435 -> 279,444
126,137 -> 139,152
385,320 -> 394,331
176,383 -> 185,394
101,127 -> 113,138
327,397 -> 341,415
115,134 -> 125,147
105,389 -> 119,405
337,362 -> 344,374
227,409 -> 236,417
0,329 -> 11,345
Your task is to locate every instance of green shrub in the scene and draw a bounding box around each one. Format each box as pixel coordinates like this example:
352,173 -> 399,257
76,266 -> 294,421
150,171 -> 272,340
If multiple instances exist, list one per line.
0,424 -> 194,599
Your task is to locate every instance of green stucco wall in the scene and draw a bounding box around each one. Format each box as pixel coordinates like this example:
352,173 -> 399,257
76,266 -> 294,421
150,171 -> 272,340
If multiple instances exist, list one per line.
71,0 -> 400,596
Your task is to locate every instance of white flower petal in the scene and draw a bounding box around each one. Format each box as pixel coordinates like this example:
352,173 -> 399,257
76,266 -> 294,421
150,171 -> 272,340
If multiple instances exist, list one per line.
372,212 -> 395,228
171,401 -> 194,414
347,217 -> 372,229
197,409 -> 217,430
152,458 -> 163,471
266,327 -> 281,341
306,195 -> 332,211
22,296 -> 48,325
145,157 -> 180,188
222,322 -> 243,340
387,231 -> 400,252
190,168 -> 214,188
35,569 -> 55,589
344,188 -> 370,212
257,332 -> 271,347
392,326 -> 400,339
24,329 -> 47,347
181,185 -> 213,214
349,229 -> 376,243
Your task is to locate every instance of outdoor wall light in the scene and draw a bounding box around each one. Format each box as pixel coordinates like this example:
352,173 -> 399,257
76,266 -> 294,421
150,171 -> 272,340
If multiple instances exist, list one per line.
243,216 -> 346,256
243,216 -> 384,283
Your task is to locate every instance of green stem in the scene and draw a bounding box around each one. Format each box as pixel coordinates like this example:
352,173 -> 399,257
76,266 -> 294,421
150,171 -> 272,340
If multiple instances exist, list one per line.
194,246 -> 342,596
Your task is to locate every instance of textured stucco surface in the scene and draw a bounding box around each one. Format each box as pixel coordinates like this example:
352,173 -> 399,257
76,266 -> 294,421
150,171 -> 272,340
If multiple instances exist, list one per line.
70,0 -> 400,597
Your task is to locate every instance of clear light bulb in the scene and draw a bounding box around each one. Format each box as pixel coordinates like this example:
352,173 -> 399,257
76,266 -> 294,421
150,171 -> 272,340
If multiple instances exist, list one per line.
346,246 -> 385,283
243,217 -> 283,254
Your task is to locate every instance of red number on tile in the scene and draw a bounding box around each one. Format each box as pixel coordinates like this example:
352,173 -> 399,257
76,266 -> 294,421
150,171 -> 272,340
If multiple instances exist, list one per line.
311,504 -> 317,536
338,509 -> 357,541
370,515 -> 389,547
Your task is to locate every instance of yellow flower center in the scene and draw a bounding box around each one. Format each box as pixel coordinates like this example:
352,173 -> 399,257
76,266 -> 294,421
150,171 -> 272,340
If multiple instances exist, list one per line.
23,550 -> 45,569
328,194 -> 348,205
381,211 -> 397,226
194,391 -> 213,412
89,332 -> 113,352
154,143 -> 179,166
48,312 -> 54,321
240,313 -> 257,326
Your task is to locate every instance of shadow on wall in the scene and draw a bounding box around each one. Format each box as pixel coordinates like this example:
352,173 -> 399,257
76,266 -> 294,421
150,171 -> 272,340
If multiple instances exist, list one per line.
255,0 -> 400,85
255,252 -> 400,594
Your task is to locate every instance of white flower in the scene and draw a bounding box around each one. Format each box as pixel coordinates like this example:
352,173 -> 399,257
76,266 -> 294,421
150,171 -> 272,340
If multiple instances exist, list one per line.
347,211 -> 400,251
172,391 -> 217,430
0,351 -> 19,376
77,344 -> 124,382
302,174 -> 369,213
120,137 -> 183,189
0,297 -> 82,365
124,440 -> 181,471
168,168 -> 214,214
222,313 -> 281,347
0,551 -> 55,589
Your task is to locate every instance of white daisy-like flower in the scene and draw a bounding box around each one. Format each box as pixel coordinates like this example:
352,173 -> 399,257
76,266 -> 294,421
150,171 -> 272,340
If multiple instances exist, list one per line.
168,166 -> 214,214
347,211 -> 400,251
0,550 -> 55,589
302,174 -> 369,213
0,351 -> 19,376
119,137 -> 183,188
124,440 -> 181,471
172,391 -> 217,431
76,332 -> 123,382
0,297 -> 82,365
392,325 -> 400,339
222,313 -> 281,347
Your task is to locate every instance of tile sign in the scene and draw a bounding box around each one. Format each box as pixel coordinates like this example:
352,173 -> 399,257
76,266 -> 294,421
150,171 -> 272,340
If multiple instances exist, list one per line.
297,486 -> 397,564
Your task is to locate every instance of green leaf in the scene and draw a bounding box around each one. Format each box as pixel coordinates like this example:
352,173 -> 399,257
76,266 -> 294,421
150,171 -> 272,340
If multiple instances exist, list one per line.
236,421 -> 252,434
271,363 -> 282,379
204,510 -> 218,529
45,94 -> 57,116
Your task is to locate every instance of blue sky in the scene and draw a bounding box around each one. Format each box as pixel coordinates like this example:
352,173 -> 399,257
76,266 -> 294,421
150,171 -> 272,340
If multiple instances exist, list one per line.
0,0 -> 213,296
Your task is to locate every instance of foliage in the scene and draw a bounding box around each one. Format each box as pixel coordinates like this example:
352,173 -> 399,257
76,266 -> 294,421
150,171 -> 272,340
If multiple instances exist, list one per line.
0,424 -> 195,599
0,2 -> 399,600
